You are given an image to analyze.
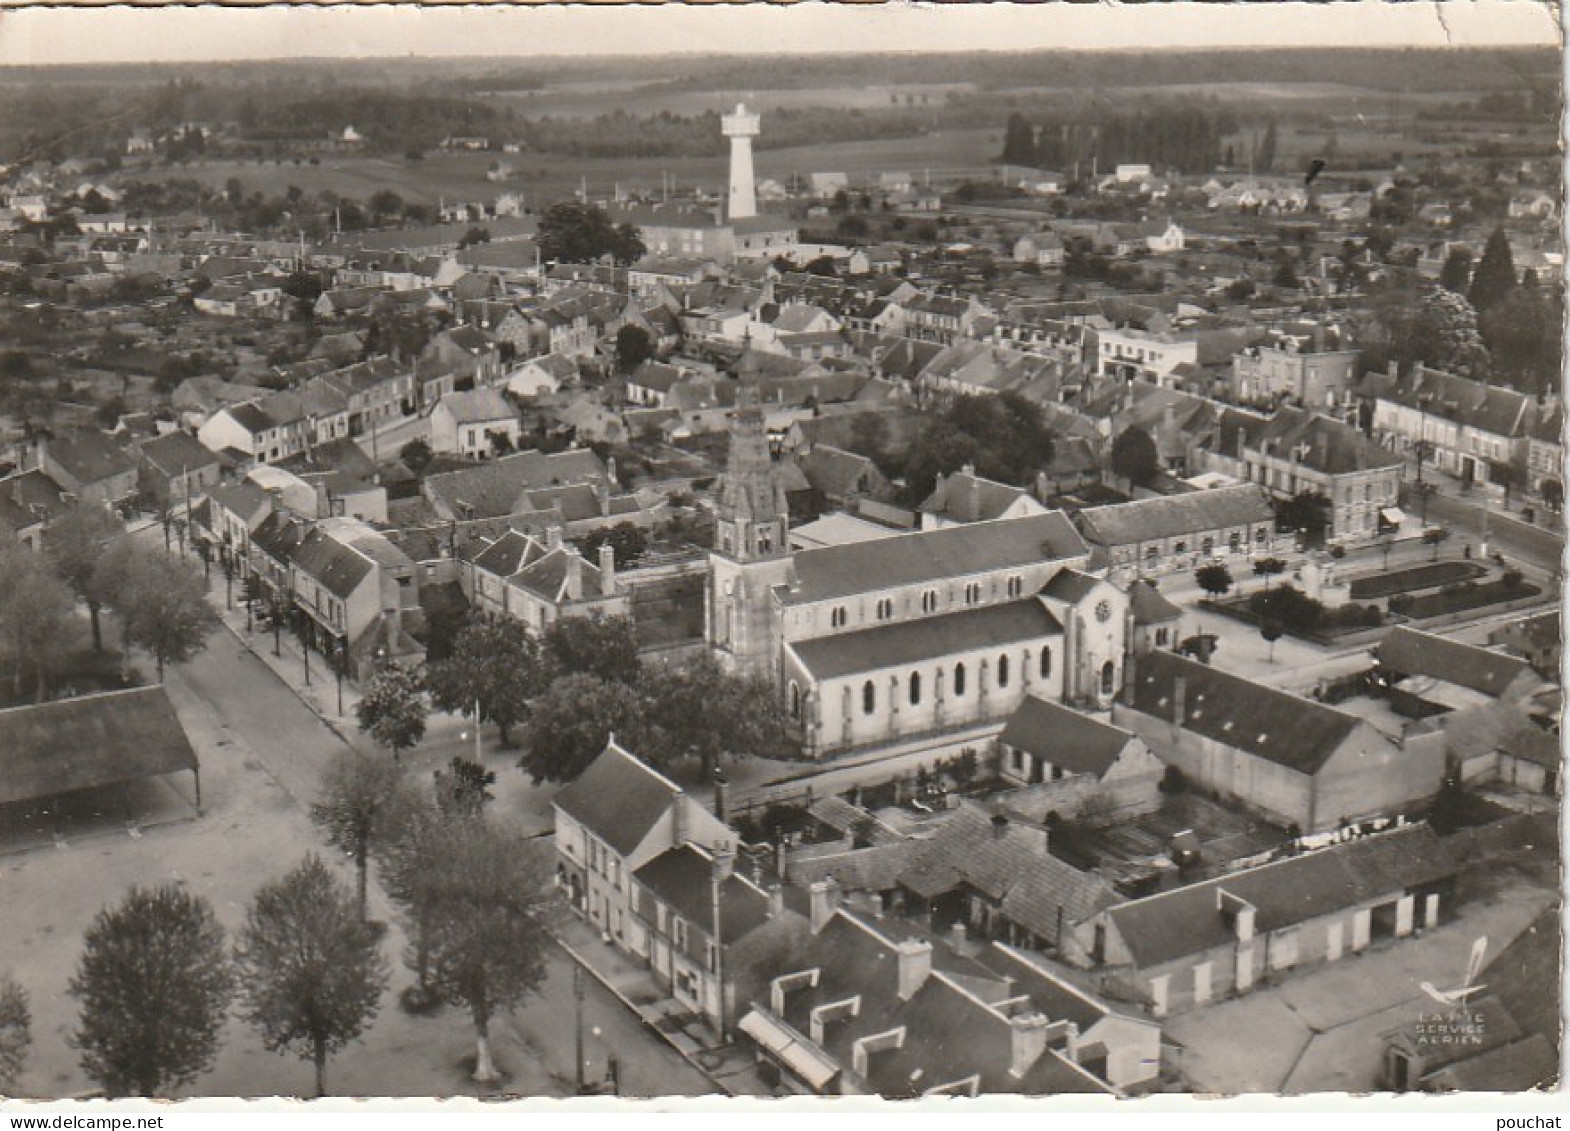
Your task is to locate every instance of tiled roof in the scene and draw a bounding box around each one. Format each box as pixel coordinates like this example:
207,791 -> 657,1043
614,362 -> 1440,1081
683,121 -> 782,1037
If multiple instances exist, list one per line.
1380,365 -> 1537,439
1106,823 -> 1455,968
633,845 -> 773,943
43,429 -> 135,486
507,546 -> 608,603
1495,723 -> 1559,768
1076,485 -> 1274,548
551,741 -> 681,856
1375,626 -> 1534,699
998,696 -> 1134,777
1040,568 -> 1103,605
1254,407 -> 1404,475
1125,651 -> 1362,775
138,430 -> 219,478
424,447 -> 607,520
435,388 -> 514,425
290,527 -> 374,600
798,445 -> 879,498
470,529 -> 544,578
787,598 -> 1062,681
786,510 -> 1086,606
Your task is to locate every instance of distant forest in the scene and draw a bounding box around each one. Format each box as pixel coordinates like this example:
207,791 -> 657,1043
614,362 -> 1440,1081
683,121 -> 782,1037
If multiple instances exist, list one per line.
998,105 -> 1242,175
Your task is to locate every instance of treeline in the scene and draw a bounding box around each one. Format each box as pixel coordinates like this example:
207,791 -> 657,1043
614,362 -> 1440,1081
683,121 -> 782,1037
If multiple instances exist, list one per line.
1000,104 -> 1241,175
237,91 -> 505,153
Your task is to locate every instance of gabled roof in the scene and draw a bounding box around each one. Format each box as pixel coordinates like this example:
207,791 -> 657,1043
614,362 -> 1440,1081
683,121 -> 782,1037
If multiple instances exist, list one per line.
435,388 -> 514,425
1128,579 -> 1181,625
1125,651 -> 1364,775
786,510 -> 1087,606
289,527 -> 375,600
1076,485 -> 1274,548
787,598 -> 1062,681
425,447 -> 607,521
998,696 -> 1136,777
634,844 -> 773,942
1253,406 -> 1403,475
552,741 -> 681,857
1106,823 -> 1454,968
918,468 -> 1036,523
1039,568 -> 1104,606
138,430 -> 220,478
1375,626 -> 1534,699
798,445 -> 881,499
42,429 -> 136,486
470,529 -> 545,578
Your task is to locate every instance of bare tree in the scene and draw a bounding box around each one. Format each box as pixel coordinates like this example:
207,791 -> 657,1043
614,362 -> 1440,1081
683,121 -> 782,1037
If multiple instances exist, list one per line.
42,504 -> 123,652
235,856 -> 389,1097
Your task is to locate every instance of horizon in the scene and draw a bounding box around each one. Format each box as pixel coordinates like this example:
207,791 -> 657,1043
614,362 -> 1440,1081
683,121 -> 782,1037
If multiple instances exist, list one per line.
0,2 -> 1558,67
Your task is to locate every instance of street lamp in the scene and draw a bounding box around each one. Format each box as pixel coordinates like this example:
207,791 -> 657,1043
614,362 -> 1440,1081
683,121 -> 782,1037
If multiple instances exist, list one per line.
573,965 -> 587,1094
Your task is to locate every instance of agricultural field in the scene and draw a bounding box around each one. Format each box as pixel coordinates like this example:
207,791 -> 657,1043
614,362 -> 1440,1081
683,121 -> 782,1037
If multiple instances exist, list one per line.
482,81 -> 977,118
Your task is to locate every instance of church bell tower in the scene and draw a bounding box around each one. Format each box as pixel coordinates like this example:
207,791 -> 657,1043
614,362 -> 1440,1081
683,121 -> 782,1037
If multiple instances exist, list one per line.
708,392 -> 794,677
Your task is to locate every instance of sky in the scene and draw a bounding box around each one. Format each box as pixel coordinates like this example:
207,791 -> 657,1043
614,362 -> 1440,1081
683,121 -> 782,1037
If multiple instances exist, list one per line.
0,1 -> 1559,66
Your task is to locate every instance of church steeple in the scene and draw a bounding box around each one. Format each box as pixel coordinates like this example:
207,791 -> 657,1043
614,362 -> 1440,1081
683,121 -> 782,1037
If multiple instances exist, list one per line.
715,388 -> 788,562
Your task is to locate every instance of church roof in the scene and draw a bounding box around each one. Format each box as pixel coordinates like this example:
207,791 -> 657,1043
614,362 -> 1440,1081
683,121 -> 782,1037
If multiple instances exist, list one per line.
784,511 -> 1086,605
786,598 -> 1062,681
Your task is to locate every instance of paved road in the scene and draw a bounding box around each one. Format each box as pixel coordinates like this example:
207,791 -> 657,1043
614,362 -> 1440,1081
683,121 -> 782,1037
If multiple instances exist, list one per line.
1418,488 -> 1565,575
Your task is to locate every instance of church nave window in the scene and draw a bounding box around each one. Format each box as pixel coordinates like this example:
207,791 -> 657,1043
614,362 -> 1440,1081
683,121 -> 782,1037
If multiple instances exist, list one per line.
909,671 -> 922,705
831,606 -> 848,628
921,589 -> 938,614
862,680 -> 876,715
876,598 -> 894,621
1040,647 -> 1052,680
789,681 -> 801,720
964,582 -> 982,605
997,653 -> 1010,687
1006,575 -> 1023,598
953,662 -> 966,696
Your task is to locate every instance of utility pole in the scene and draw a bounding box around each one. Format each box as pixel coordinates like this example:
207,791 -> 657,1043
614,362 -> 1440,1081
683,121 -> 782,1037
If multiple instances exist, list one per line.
573,965 -> 587,1093
473,696 -> 483,763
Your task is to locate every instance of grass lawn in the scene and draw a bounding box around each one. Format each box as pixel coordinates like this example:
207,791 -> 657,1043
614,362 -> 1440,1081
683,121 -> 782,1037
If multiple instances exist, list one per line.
1349,559 -> 1485,599
1394,578 -> 1541,619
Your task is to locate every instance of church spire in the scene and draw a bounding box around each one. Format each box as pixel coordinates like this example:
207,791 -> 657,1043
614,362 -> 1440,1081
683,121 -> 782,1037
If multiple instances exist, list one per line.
715,391 -> 788,561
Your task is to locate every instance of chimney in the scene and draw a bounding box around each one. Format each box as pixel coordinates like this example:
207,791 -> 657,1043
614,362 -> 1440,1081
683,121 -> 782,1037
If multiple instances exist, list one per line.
894,938 -> 932,1000
1173,674 -> 1187,729
808,878 -> 840,934
606,455 -> 618,487
672,791 -> 689,846
991,812 -> 1010,839
313,477 -> 330,519
564,546 -> 583,600
1008,1012 -> 1052,1079
774,838 -> 789,884
598,542 -> 616,597
546,524 -> 563,550
969,471 -> 981,521
711,844 -> 735,883
766,883 -> 784,918
1387,359 -> 1399,380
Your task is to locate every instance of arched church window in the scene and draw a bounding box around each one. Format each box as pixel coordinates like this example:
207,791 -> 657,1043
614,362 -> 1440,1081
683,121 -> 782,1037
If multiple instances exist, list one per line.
909,671 -> 922,705
921,589 -> 938,613
953,662 -> 967,696
789,681 -> 801,720
863,680 -> 876,715
1007,575 -> 1023,598
998,653 -> 1010,687
831,606 -> 847,628
1101,661 -> 1116,696
1040,647 -> 1052,680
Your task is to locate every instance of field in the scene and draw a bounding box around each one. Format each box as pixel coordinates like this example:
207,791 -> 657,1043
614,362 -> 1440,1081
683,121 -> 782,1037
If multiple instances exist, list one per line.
116,125 -> 1004,207
482,82 -> 978,118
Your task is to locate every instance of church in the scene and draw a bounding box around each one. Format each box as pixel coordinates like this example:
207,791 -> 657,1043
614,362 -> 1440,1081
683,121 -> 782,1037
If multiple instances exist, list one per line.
707,402 -> 1131,759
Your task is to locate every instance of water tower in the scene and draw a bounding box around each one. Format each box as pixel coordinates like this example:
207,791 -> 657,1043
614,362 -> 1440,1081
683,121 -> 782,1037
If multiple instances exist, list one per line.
721,102 -> 760,221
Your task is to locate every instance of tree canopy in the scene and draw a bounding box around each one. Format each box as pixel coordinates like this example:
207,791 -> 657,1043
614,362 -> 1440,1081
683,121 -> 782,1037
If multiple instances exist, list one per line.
536,202 -> 645,265
356,663 -> 427,758
69,885 -> 233,1097
311,749 -> 415,921
235,856 -> 388,1098
900,392 -> 1056,502
0,973 -> 29,1093
1467,227 -> 1518,314
0,538 -> 77,702
541,612 -> 641,686
426,616 -> 546,747
112,545 -> 219,681
42,504 -> 123,652
1110,425 -> 1161,487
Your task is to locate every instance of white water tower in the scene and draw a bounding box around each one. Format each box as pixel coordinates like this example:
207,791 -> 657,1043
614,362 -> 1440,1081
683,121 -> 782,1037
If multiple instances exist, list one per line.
721,102 -> 760,221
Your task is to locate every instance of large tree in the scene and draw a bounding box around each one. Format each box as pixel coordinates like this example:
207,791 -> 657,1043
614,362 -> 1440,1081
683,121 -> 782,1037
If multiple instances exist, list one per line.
42,504 -> 123,652
1195,563 -> 1233,599
0,973 -> 29,1094
638,653 -> 787,780
311,749 -> 414,921
519,672 -> 642,785
1479,286 -> 1560,395
235,856 -> 388,1098
1438,246 -> 1474,295
1275,491 -> 1333,549
536,202 -> 644,265
69,885 -> 233,1097
1110,425 -> 1161,487
422,819 -> 555,1083
0,539 -> 77,702
1467,227 -> 1518,314
426,616 -> 544,748
114,544 -> 219,680
356,662 -> 427,758
614,324 -> 654,374
541,612 -> 642,686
